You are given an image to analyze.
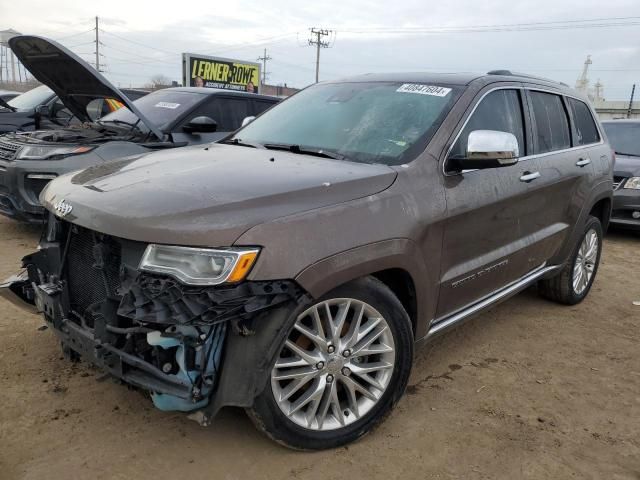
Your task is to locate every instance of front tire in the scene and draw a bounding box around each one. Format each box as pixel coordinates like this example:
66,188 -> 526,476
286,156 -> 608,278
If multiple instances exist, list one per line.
247,276 -> 413,450
538,215 -> 603,305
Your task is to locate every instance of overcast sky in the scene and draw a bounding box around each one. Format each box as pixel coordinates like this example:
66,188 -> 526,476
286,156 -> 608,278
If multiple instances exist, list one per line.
2,0 -> 639,99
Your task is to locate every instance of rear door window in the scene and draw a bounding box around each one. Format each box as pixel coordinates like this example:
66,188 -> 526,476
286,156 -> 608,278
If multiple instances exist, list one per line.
450,89 -> 526,159
529,91 -> 571,153
253,99 -> 277,116
567,98 -> 600,145
217,97 -> 251,131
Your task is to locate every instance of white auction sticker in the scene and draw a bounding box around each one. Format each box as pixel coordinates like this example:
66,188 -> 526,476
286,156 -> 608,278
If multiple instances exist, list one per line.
396,84 -> 451,97
154,102 -> 181,109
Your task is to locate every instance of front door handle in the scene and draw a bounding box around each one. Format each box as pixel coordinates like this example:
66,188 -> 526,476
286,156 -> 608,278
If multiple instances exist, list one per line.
520,171 -> 541,183
576,158 -> 591,167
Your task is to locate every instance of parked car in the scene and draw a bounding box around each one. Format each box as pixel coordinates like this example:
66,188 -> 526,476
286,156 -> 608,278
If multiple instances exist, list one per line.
0,89 -> 20,102
1,71 -> 613,450
0,35 -> 279,222
601,120 -> 640,230
0,84 -> 148,134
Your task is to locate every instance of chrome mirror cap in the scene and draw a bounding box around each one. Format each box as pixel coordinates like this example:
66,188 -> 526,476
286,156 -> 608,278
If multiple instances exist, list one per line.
467,129 -> 519,163
241,116 -> 256,128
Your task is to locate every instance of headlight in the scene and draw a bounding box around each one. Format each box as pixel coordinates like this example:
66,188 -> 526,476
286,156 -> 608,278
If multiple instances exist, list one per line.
17,145 -> 95,160
139,244 -> 259,285
623,177 -> 640,190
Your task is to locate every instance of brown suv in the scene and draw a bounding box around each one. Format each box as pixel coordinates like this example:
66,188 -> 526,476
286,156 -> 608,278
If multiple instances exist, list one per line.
1,71 -> 613,450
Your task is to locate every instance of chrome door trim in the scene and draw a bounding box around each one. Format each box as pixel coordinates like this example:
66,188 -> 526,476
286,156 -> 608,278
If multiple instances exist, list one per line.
425,264 -> 560,340
442,85 -> 605,177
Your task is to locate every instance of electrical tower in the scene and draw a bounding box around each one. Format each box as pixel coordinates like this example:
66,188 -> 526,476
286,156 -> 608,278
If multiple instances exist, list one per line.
308,28 -> 331,83
575,55 -> 592,93
257,48 -> 271,86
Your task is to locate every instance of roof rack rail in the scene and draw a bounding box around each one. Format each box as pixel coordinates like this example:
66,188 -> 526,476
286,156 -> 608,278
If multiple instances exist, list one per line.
486,70 -> 569,87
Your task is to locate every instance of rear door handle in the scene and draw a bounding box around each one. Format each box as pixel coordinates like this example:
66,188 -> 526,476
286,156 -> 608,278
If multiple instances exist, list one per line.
520,171 -> 541,183
576,158 -> 591,167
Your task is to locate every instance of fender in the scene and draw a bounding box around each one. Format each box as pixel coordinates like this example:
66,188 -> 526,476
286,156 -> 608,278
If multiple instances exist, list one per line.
295,238 -> 436,340
548,178 -> 613,270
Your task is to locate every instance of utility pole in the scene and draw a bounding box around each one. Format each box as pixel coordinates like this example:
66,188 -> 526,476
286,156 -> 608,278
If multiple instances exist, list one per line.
627,84 -> 636,119
94,16 -> 100,72
257,48 -> 271,86
308,28 -> 331,83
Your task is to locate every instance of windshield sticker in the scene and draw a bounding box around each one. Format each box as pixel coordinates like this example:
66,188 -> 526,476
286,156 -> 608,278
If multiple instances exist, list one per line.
154,102 -> 181,109
396,84 -> 451,97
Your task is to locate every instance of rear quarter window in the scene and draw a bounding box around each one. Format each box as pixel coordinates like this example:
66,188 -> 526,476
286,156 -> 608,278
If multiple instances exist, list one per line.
529,91 -> 571,154
567,98 -> 600,145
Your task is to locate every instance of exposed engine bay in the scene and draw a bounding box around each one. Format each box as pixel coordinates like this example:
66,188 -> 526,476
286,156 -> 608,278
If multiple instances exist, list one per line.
5,122 -> 148,147
12,215 -> 302,414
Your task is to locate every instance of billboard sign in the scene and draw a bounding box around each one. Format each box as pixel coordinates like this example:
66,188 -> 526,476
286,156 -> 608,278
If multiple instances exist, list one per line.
182,53 -> 261,93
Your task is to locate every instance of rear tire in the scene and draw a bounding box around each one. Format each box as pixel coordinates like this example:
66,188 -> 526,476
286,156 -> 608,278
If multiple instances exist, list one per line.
538,215 -> 603,305
247,276 -> 413,450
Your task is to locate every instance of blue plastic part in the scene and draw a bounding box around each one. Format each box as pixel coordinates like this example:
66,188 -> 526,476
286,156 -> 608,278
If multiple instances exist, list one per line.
146,324 -> 226,412
151,392 -> 209,412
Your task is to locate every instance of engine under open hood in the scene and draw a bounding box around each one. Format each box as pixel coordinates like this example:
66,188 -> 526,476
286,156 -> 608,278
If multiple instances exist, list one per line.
8,35 -> 163,140
40,143 -> 397,246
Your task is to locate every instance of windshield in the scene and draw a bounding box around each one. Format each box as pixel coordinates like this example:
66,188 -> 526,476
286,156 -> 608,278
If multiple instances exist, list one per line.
603,122 -> 640,157
99,90 -> 205,132
233,81 -> 461,165
7,85 -> 54,110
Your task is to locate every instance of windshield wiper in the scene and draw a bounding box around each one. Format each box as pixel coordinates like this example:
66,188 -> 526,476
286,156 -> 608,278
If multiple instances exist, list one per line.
263,143 -> 345,160
615,151 -> 640,157
221,138 -> 265,149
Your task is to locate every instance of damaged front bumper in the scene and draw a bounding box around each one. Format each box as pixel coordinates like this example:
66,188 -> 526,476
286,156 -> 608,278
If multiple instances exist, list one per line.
2,217 -> 305,421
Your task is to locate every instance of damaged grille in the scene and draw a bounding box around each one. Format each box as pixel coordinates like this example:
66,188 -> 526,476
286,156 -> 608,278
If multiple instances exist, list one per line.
58,222 -> 302,328
0,138 -> 21,161
65,225 -> 122,319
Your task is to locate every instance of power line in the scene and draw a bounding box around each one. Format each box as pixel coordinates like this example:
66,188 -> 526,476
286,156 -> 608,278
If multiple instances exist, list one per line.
340,18 -> 640,35
52,28 -> 95,41
99,28 -> 181,56
308,28 -> 332,83
341,15 -> 640,33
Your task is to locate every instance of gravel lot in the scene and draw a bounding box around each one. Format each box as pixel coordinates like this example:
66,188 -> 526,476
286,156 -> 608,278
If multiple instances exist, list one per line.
1,215 -> 638,480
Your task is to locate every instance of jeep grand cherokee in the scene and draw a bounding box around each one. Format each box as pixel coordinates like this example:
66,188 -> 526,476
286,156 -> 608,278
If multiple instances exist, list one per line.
1,71 -> 613,450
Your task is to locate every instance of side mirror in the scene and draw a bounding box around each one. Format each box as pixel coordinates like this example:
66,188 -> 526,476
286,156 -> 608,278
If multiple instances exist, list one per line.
241,116 -> 256,128
449,130 -> 519,170
183,116 -> 217,133
35,104 -> 50,117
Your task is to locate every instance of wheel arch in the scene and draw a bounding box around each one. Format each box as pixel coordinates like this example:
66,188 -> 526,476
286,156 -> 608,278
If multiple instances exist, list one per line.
589,196 -> 612,232
294,238 -> 435,339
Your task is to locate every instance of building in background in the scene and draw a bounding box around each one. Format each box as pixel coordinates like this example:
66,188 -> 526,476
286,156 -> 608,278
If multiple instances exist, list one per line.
592,99 -> 640,120
574,55 -> 639,119
261,83 -> 300,97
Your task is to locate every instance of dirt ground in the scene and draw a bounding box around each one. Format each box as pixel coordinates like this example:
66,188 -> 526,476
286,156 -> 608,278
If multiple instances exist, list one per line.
0,215 -> 638,480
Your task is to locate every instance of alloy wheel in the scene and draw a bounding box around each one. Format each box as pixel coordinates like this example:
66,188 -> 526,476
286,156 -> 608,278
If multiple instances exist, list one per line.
271,298 -> 396,431
572,228 -> 599,295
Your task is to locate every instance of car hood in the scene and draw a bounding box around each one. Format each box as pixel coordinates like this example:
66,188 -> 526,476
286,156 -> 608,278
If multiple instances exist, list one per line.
40,143 -> 397,246
614,154 -> 640,177
8,35 -> 163,140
